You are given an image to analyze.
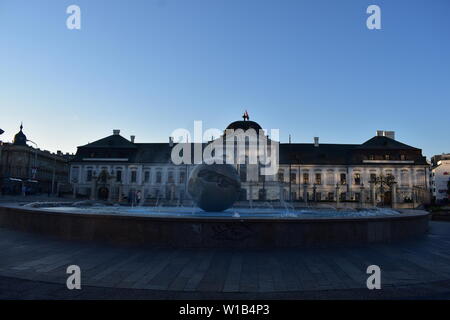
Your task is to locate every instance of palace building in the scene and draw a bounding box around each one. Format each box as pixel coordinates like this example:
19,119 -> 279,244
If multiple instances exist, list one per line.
69,116 -> 430,207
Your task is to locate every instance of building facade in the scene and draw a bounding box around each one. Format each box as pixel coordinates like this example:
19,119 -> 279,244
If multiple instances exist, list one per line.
69,117 -> 430,208
430,154 -> 450,204
0,124 -> 72,195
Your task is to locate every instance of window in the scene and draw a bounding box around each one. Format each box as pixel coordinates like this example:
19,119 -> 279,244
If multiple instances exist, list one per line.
168,171 -> 174,183
144,171 -> 150,183
400,154 -> 406,161
131,171 -> 137,183
315,173 -> 322,185
384,154 -> 390,160
71,167 -> 79,183
369,155 -> 375,160
116,170 -> 122,182
156,171 -> 162,184
258,173 -> 265,183
316,192 -> 322,201
179,171 -> 186,184
326,171 -> 334,185
290,173 -> 297,184
340,173 -> 346,185
354,173 -> 361,185
416,170 -> 426,186
277,170 -> 284,182
328,192 -> 334,201
370,173 -> 377,183
86,169 -> 93,182
99,170 -> 107,183
303,173 -> 309,184
401,170 -> 409,186
240,167 -> 247,182
258,189 -> 267,200
303,172 -> 309,184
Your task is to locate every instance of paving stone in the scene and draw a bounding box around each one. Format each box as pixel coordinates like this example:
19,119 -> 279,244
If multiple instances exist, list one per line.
1,221 -> 450,298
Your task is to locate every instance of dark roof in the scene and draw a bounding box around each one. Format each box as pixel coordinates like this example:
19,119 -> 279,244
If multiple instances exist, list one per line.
280,143 -> 360,165
72,132 -> 427,166
134,143 -> 175,163
359,136 -> 418,150
80,135 -> 137,148
226,120 -> 262,131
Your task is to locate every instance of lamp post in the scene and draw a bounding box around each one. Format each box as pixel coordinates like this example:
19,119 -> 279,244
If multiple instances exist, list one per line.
312,183 -> 317,203
335,182 -> 340,208
303,183 -> 308,205
360,182 -> 365,208
26,139 -> 38,180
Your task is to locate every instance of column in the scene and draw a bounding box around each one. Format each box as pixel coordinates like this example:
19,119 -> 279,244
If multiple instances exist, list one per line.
90,180 -> 96,200
335,184 -> 340,208
371,182 -> 376,206
392,183 -> 397,208
303,184 -> 308,205
360,184 -> 365,208
347,167 -> 353,201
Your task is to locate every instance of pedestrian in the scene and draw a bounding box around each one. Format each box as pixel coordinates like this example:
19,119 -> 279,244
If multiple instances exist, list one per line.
136,190 -> 142,205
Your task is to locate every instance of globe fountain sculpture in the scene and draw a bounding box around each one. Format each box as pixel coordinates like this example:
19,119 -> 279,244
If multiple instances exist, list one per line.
187,163 -> 241,212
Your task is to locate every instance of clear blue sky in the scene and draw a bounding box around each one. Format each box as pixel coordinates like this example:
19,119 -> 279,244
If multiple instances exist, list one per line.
0,0 -> 449,158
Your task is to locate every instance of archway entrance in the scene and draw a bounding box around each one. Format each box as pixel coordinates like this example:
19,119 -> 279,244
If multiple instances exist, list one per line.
239,188 -> 247,201
384,191 -> 392,206
98,187 -> 109,200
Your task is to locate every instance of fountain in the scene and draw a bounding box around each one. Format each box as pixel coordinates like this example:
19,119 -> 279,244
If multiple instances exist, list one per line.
0,164 -> 430,248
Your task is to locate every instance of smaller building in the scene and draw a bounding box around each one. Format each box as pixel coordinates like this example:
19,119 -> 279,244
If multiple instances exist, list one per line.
430,154 -> 450,204
0,124 -> 73,195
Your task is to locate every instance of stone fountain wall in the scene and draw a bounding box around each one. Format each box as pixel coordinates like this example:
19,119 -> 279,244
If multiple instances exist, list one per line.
0,205 -> 430,248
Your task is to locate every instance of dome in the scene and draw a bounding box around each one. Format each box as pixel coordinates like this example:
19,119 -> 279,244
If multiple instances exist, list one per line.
225,120 -> 262,132
13,123 -> 27,146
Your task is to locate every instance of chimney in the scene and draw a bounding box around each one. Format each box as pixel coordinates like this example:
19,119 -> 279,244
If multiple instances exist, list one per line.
376,130 -> 395,140
384,131 -> 395,140
169,136 -> 174,147
130,135 -> 135,143
314,137 -> 319,147
113,129 -> 120,135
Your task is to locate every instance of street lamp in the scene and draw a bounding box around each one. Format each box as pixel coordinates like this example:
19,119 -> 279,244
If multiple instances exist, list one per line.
26,139 -> 39,180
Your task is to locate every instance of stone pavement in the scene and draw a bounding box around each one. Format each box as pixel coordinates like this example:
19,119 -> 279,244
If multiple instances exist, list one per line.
1,222 -> 450,299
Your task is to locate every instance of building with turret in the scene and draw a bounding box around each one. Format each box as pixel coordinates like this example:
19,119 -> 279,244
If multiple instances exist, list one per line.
0,124 -> 73,195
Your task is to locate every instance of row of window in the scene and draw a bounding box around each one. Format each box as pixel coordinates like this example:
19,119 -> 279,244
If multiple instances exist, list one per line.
74,168 -> 187,185
368,154 -> 408,161
275,171 -> 365,185
275,171 -> 424,186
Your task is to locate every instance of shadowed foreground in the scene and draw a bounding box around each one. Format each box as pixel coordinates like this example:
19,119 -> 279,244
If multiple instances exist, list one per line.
1,221 -> 450,299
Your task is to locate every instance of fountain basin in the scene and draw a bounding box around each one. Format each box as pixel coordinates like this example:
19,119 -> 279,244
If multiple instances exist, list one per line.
0,204 -> 429,248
